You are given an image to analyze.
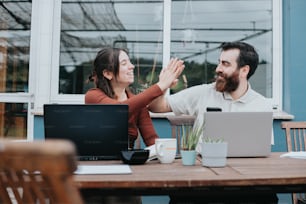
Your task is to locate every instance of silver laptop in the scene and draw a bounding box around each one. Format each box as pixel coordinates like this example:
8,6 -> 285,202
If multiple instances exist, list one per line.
203,112 -> 273,157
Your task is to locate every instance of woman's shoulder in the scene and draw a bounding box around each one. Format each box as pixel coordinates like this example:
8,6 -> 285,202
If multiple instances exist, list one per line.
85,88 -> 106,103
85,88 -> 103,96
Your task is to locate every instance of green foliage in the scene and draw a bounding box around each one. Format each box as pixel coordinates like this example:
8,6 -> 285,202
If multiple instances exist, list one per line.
128,57 -> 217,94
181,123 -> 204,150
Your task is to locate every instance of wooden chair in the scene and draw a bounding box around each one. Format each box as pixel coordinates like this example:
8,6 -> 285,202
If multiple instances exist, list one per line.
0,139 -> 83,204
281,121 -> 306,204
166,115 -> 196,155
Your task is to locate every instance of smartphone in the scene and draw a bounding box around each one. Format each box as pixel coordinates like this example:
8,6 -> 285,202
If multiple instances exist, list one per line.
206,107 -> 222,112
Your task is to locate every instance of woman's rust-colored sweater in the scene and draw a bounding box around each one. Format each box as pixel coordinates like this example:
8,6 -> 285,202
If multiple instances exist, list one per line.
85,84 -> 163,148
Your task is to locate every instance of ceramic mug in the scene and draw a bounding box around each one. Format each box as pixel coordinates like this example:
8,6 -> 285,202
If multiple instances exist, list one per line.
155,138 -> 177,164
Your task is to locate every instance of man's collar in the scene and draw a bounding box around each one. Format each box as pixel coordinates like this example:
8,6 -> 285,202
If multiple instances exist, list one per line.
222,83 -> 252,103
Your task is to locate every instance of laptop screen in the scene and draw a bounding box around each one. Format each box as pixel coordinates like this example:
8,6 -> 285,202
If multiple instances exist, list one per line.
203,112 -> 273,157
43,104 -> 129,160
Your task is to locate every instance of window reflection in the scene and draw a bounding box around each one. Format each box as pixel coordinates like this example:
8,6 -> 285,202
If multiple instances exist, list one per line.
0,1 -> 31,139
0,102 -> 27,139
59,0 -> 164,94
0,1 -> 31,93
171,0 -> 272,97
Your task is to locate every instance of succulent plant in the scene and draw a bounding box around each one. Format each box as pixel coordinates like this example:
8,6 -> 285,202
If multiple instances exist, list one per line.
202,137 -> 225,143
181,123 -> 204,151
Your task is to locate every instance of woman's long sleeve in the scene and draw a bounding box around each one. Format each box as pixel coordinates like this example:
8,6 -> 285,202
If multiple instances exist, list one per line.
85,84 -> 163,113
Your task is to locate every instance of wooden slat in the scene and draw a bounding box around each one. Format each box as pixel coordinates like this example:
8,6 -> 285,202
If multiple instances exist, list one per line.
0,41 -> 7,137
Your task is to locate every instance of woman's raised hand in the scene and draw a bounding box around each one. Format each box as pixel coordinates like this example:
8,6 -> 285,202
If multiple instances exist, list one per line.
157,58 -> 185,92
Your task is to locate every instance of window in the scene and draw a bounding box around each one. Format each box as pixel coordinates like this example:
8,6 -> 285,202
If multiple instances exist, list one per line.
56,0 -> 164,95
171,0 -> 273,96
0,0 -> 32,139
51,0 -> 282,110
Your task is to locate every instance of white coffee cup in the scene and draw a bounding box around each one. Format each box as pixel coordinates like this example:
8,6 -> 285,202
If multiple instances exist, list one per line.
155,138 -> 177,164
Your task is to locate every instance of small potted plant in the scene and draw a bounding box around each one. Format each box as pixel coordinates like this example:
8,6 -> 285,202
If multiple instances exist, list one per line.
180,123 -> 203,165
201,137 -> 228,167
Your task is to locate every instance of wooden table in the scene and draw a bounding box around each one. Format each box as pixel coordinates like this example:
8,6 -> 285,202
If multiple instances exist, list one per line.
74,153 -> 306,196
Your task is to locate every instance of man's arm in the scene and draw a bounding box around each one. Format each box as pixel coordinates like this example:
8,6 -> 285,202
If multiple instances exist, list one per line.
148,93 -> 172,113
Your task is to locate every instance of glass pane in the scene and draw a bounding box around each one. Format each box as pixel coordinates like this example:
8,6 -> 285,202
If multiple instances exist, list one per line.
0,0 -> 31,93
0,102 -> 27,139
171,0 -> 272,98
59,0 -> 164,94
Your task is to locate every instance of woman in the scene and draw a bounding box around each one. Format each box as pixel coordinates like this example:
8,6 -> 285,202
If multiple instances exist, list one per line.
85,47 -> 184,149
83,47 -> 184,204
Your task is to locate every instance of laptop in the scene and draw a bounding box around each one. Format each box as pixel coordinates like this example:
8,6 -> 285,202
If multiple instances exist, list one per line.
43,104 -> 129,160
203,112 -> 273,157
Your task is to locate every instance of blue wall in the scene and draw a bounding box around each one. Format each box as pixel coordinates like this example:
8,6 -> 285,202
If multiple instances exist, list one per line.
283,0 -> 306,121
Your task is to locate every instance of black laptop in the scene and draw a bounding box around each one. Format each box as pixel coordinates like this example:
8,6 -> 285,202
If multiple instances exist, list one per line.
43,104 -> 129,160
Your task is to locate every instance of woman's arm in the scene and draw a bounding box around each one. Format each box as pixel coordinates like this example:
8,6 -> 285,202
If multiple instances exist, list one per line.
148,94 -> 172,113
85,84 -> 163,113
85,58 -> 184,113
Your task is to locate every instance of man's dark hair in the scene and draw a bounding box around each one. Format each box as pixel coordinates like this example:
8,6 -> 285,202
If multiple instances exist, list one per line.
221,42 -> 259,79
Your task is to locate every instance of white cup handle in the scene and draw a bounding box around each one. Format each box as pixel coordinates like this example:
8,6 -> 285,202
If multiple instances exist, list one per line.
156,143 -> 164,157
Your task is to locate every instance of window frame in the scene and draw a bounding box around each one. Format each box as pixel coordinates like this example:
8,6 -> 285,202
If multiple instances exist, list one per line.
41,0 -> 282,110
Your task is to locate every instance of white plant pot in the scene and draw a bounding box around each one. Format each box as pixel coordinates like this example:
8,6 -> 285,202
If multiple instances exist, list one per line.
201,142 -> 228,167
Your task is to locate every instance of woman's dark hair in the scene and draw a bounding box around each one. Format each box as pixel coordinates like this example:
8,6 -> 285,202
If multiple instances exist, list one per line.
89,47 -> 126,98
221,42 -> 259,79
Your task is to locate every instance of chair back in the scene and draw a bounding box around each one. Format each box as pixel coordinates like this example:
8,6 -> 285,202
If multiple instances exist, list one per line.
0,139 -> 83,204
167,115 -> 195,154
281,121 -> 306,204
281,121 -> 306,152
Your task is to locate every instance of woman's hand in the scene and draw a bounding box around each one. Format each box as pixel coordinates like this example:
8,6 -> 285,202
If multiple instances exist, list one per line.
157,58 -> 185,91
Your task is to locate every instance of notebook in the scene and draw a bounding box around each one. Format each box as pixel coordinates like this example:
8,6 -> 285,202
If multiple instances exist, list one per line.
203,112 -> 273,157
75,165 -> 132,175
43,104 -> 129,160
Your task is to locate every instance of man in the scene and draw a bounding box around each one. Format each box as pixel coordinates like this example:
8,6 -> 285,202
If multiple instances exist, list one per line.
150,41 -> 272,146
150,41 -> 271,127
150,41 -> 276,204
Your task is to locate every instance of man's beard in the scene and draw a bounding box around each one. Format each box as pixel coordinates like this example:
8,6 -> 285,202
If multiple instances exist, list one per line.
215,70 -> 240,93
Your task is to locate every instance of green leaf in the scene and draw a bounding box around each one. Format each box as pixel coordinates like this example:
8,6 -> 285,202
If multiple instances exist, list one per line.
181,122 -> 204,150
